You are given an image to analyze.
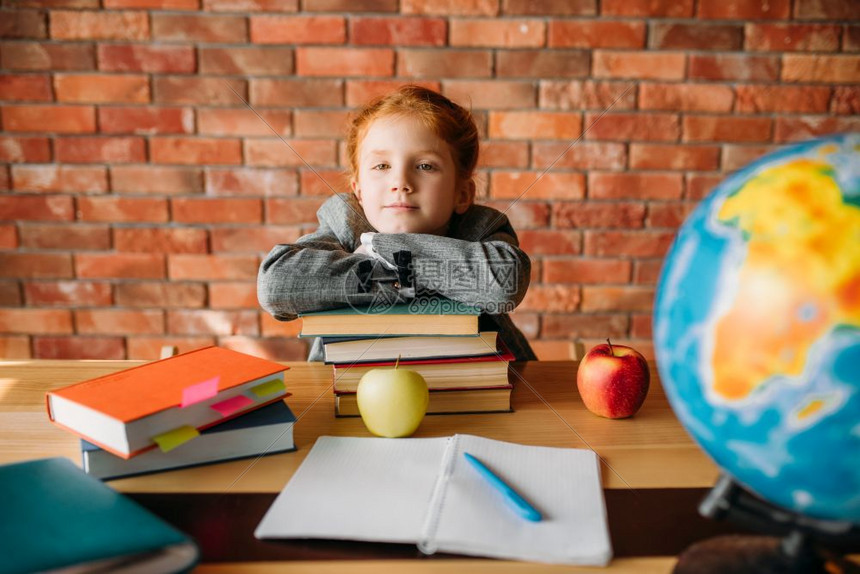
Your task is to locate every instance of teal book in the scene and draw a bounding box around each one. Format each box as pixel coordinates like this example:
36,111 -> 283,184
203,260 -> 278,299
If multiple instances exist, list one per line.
299,297 -> 481,337
0,457 -> 199,574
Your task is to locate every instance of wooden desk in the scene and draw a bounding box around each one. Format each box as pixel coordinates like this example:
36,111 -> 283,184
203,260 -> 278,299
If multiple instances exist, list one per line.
1,360 -> 734,573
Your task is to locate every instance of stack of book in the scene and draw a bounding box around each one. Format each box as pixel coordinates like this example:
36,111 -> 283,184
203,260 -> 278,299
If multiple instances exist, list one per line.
299,299 -> 514,416
46,346 -> 297,480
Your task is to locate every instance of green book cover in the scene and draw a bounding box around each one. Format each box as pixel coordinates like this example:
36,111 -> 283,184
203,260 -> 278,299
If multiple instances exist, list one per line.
299,297 -> 481,318
0,457 -> 198,574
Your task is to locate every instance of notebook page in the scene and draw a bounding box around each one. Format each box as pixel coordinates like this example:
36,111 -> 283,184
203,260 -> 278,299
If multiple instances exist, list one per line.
425,434 -> 613,566
255,435 -> 449,544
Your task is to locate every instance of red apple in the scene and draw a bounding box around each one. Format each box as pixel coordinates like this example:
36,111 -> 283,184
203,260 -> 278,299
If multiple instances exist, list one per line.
577,339 -> 650,419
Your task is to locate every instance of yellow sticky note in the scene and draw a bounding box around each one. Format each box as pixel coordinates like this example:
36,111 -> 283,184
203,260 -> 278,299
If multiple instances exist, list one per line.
250,378 -> 285,399
153,425 -> 199,453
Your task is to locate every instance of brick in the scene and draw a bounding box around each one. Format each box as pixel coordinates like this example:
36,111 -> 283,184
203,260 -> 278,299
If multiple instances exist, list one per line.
539,80 -> 636,110
75,309 -> 164,335
0,136 -> 51,162
0,168 -> 7,191
104,0 -> 198,6
689,54 -> 780,81
478,141 -> 529,168
399,49 -> 493,78
0,336 -> 30,359
152,14 -> 246,43
206,168 -> 298,197
585,112 -> 679,142
203,0 -> 298,11
601,0 -> 692,17
402,0 -> 498,15
150,137 -> 242,165
496,49 -> 589,78
634,259 -> 664,284
0,224 -> 16,249
490,171 -> 584,200
639,83 -> 734,113
549,20 -> 644,49
221,335 -> 309,360
736,85 -> 831,113
245,139 -> 337,167
0,9 -> 47,39
0,195 -> 74,221
293,110 -> 350,138
631,314 -> 652,339
552,202 -> 645,229
250,15 -> 344,44
509,311 -> 539,339
686,173 -> 724,201
99,107 -> 194,135
503,0 -> 595,15
198,109 -> 291,137
482,200 -> 550,228
172,198 -> 262,224
77,197 -> 168,223
646,202 -> 696,228
542,313 -> 628,339
846,25 -> 860,51
683,116 -> 772,143
211,227 -> 301,252
581,286 -> 655,312
0,74 -> 52,101
0,309 -> 72,334
518,229 -> 580,255
54,74 -> 149,104
794,0 -> 856,19
831,86 -> 860,114
532,142 -> 627,170
2,105 -> 95,133
208,281 -> 257,309
112,166 -> 203,194
266,197 -> 325,224
0,42 -> 94,71
346,80 -> 439,106
450,19 -> 544,48
593,51 -> 685,80
56,136 -> 145,163
12,165 -> 107,193
299,169 -> 350,196
168,255 -> 259,281
0,253 -> 73,278
630,144 -> 720,171
745,23 -> 841,52
722,145 -> 780,172
488,111 -> 581,140
19,223 -> 110,250
75,253 -> 165,279
297,48 -> 393,77
519,284 -> 580,312
115,227 -> 208,253
260,312 -> 303,335
127,336 -> 214,360
251,78 -> 343,107
588,172 -> 684,200
200,47 -> 293,76
153,77 -> 247,106
543,258 -> 631,284
97,44 -> 195,74
650,23 -> 742,51
115,282 -> 206,308
698,0 -> 790,19
527,340 -> 573,360
351,17 -> 446,46
782,55 -> 860,83
442,80 -> 534,110
302,0 -> 393,10
33,336 -> 125,359
50,10 -> 149,41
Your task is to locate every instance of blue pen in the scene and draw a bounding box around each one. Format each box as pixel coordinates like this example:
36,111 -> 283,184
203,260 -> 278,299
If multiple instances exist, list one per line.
463,452 -> 542,522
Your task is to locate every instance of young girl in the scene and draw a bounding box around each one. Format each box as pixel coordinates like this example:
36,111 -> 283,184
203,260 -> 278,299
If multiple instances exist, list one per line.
258,85 -> 536,362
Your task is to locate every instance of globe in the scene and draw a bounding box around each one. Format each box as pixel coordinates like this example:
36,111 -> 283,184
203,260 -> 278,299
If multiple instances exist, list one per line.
654,132 -> 860,524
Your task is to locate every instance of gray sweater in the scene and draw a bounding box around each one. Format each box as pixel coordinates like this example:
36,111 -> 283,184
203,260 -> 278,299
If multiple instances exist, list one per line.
258,193 -> 537,362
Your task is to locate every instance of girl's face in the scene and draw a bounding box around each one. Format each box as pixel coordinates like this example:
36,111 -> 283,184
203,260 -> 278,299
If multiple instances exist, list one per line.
352,114 -> 473,235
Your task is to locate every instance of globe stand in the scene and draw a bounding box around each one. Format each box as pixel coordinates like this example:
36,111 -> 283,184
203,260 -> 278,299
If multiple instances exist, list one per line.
673,474 -> 860,574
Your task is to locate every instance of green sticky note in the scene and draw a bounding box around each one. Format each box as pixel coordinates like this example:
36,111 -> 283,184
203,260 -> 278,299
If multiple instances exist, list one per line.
152,425 -> 199,453
250,378 -> 285,399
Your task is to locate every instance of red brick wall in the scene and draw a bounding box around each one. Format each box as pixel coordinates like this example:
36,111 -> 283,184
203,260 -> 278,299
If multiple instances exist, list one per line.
0,0 -> 858,361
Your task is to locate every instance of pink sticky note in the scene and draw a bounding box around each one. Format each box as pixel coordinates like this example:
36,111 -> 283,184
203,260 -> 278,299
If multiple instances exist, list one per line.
181,376 -> 220,408
210,394 -> 253,417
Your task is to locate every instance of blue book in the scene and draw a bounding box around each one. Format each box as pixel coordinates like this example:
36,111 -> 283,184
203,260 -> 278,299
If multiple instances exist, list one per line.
0,457 -> 198,574
82,400 -> 297,480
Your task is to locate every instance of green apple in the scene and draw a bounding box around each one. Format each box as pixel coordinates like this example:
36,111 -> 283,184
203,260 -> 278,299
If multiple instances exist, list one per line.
356,360 -> 429,438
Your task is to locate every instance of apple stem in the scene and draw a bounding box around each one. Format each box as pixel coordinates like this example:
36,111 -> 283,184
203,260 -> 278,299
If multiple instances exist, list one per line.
395,354 -> 401,370
606,338 -> 614,357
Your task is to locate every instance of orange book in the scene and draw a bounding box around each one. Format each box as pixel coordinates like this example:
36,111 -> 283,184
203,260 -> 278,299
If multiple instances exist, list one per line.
46,346 -> 289,460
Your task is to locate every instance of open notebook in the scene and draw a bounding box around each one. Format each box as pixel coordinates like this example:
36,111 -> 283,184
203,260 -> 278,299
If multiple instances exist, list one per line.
255,434 -> 612,566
